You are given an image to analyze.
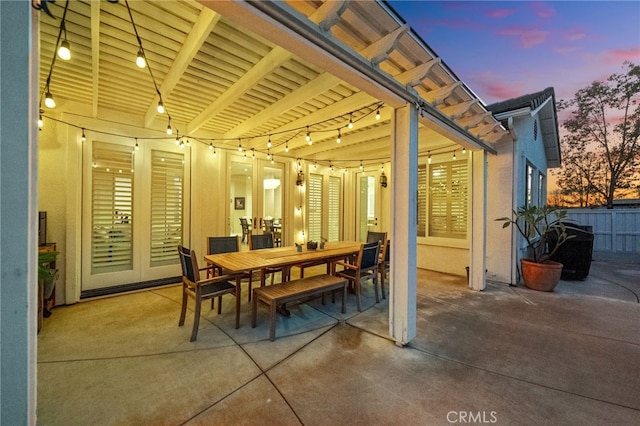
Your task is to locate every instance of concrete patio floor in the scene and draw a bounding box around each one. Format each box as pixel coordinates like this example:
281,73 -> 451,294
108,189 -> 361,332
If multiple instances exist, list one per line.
37,251 -> 640,425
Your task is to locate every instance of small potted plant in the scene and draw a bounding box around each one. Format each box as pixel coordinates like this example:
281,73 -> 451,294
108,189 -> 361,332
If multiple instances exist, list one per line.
497,205 -> 574,291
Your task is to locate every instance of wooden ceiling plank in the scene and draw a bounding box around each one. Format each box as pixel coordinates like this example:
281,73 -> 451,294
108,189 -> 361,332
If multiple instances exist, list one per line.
144,8 -> 221,127
425,81 -> 462,105
186,46 -> 293,134
224,73 -> 341,139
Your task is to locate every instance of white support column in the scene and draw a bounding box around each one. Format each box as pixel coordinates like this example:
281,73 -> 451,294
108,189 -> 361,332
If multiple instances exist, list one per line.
389,105 -> 418,346
470,150 -> 488,290
0,2 -> 38,423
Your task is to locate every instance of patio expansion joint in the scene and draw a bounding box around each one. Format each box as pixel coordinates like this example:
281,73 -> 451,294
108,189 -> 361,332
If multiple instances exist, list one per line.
406,343 -> 640,413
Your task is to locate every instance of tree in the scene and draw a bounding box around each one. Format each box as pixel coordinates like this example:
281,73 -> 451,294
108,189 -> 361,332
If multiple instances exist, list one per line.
558,61 -> 640,208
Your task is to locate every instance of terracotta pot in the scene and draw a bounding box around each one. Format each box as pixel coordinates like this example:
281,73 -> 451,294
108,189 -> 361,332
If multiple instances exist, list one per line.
521,259 -> 563,291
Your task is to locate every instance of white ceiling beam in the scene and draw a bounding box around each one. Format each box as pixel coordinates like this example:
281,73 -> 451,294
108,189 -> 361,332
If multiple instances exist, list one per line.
310,0 -> 350,31
439,99 -> 479,119
144,8 -> 221,127
243,91 -> 377,150
424,81 -> 462,105
186,45 -> 293,134
360,24 -> 409,66
395,58 -> 442,87
458,111 -> 492,129
91,0 -> 100,118
224,73 -> 341,139
472,122 -> 502,138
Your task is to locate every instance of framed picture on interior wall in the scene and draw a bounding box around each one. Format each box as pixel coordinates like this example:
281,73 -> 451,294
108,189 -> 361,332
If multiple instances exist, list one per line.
234,197 -> 245,210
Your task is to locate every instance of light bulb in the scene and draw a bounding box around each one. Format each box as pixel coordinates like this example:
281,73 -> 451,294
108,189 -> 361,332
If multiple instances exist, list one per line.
166,123 -> 172,135
212,147 -> 217,157
348,115 -> 353,129
375,108 -> 381,120
134,141 -> 140,151
336,130 -> 341,143
453,151 -> 457,160
267,136 -> 272,148
57,40 -> 71,61
81,129 -> 86,142
209,143 -> 213,151
157,100 -> 165,114
428,155 -> 432,164
238,140 -> 242,152
136,48 -> 146,68
285,144 -> 289,153
38,115 -> 43,129
44,91 -> 56,108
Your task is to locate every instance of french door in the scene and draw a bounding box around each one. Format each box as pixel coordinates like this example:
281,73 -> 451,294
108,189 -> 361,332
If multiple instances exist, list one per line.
228,155 -> 284,242
81,139 -> 190,291
356,171 -> 383,241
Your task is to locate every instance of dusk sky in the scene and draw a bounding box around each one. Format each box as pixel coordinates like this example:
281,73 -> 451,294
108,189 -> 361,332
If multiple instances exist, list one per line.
387,1 -> 640,107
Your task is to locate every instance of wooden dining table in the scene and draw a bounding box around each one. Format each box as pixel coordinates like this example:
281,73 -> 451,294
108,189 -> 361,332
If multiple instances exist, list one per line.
204,241 -> 362,287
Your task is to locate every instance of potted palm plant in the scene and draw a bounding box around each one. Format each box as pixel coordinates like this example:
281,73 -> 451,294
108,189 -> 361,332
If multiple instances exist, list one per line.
497,205 -> 574,291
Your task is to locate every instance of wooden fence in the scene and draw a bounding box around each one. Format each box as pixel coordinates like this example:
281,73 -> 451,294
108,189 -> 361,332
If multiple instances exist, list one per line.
564,209 -> 640,253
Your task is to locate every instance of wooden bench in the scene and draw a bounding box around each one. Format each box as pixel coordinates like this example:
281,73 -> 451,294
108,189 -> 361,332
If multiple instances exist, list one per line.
251,274 -> 347,341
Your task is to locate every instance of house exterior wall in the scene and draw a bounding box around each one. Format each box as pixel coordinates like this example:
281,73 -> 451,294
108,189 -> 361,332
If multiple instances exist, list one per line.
486,110 -> 551,285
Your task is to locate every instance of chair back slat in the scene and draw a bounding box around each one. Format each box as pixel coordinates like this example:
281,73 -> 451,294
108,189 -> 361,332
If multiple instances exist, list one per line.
250,234 -> 274,250
177,245 -> 199,282
360,241 -> 380,269
366,231 -> 387,245
208,236 -> 239,255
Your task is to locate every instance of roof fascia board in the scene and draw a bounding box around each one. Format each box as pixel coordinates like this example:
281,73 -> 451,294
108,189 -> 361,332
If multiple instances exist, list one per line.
529,96 -> 552,117
493,107 -> 531,120
199,0 -> 495,154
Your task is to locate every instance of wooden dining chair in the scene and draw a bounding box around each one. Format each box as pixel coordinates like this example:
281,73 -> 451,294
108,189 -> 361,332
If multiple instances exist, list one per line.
177,245 -> 241,342
248,234 -> 284,298
379,239 -> 390,299
332,241 -> 381,312
207,235 -> 253,301
366,231 -> 388,299
263,219 -> 282,247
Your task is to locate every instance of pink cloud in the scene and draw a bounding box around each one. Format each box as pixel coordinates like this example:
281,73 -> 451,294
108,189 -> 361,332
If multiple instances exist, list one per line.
486,8 -> 516,18
530,2 -> 556,18
604,47 -> 640,63
498,27 -> 550,48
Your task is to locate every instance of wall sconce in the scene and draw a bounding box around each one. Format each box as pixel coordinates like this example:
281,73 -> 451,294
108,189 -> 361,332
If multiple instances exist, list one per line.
296,170 -> 304,186
380,171 -> 388,188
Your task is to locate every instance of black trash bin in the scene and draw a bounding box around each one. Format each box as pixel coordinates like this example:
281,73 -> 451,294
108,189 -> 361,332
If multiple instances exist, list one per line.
548,222 -> 594,280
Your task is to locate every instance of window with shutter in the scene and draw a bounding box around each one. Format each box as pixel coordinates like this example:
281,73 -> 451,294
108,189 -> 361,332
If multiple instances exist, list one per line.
328,176 -> 342,241
417,164 -> 427,237
429,160 -> 468,239
308,173 -> 323,242
91,142 -> 134,273
150,150 -> 184,267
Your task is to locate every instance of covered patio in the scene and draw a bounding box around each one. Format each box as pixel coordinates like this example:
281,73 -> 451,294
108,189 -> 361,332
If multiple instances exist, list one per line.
36,256 -> 640,424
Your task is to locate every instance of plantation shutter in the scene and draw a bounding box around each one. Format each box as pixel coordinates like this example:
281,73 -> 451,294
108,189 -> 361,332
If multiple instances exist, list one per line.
417,164 -> 427,237
429,160 -> 468,239
308,173 -> 323,242
150,150 -> 184,266
91,142 -> 134,273
328,176 -> 341,241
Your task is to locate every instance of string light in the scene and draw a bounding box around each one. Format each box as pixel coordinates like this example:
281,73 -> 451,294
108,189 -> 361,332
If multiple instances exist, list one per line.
453,151 -> 457,160
166,118 -> 172,135
243,150 -> 247,159
306,126 -> 312,145
212,146 -> 217,157
359,160 -> 363,171
267,135 -> 272,149
209,142 -> 213,150
285,143 -> 289,153
58,40 -> 71,61
238,139 -> 242,152
252,148 -> 256,159
44,88 -> 56,109
81,128 -> 86,142
175,132 -> 180,145
136,47 -> 146,68
267,149 -> 271,160
38,113 -> 44,129
185,138 -> 190,147
428,151 -> 432,164
134,138 -> 140,151
336,129 -> 341,143
313,162 -> 317,170
271,155 -> 275,164
462,147 -> 466,154
348,114 -> 354,129
375,108 -> 381,120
